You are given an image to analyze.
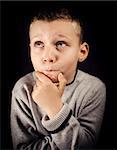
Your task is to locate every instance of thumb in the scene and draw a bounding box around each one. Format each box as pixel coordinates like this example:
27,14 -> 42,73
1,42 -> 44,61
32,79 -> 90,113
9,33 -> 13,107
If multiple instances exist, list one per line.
58,73 -> 67,96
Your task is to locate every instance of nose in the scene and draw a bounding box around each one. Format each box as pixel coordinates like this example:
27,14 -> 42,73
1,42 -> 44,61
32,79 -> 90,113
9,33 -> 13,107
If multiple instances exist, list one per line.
42,49 -> 57,64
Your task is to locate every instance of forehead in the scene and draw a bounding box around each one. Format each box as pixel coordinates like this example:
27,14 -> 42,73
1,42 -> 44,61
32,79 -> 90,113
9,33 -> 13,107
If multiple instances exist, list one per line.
29,20 -> 81,40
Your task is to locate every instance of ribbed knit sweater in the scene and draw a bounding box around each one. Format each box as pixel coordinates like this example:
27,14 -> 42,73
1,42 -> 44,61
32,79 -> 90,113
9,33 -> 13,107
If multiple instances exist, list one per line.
11,70 -> 106,150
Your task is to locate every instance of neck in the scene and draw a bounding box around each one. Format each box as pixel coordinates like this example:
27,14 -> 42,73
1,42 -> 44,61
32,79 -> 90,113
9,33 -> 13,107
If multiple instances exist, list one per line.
66,69 -> 77,86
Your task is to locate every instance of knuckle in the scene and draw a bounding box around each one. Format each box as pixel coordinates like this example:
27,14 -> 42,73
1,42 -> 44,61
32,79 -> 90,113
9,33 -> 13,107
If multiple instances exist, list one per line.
63,79 -> 67,84
32,91 -> 35,99
36,80 -> 40,86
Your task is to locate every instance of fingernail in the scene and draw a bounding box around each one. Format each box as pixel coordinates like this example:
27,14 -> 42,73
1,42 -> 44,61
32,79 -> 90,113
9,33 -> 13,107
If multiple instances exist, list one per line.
59,73 -> 63,77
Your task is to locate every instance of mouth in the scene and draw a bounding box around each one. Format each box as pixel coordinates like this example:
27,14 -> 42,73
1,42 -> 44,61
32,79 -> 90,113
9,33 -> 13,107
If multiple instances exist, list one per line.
43,69 -> 60,73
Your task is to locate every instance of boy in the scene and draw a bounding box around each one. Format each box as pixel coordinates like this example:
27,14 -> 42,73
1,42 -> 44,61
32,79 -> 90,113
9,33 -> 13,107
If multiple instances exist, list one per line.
11,7 -> 106,149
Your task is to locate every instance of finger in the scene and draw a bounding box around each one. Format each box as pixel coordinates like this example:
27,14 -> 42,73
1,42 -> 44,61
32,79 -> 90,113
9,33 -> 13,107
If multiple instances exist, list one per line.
33,84 -> 37,91
58,73 -> 67,96
54,82 -> 59,87
32,84 -> 41,101
35,79 -> 42,87
32,85 -> 37,100
35,71 -> 52,83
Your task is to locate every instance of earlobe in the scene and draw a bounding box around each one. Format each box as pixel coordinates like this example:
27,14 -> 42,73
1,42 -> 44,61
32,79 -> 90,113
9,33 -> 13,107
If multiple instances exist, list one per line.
79,42 -> 89,62
29,43 -> 31,47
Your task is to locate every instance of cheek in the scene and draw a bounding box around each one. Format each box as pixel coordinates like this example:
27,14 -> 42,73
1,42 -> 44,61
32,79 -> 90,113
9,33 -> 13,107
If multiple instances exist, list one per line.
61,53 -> 78,75
62,53 -> 78,69
64,58 -> 78,72
30,52 -> 41,70
62,62 -> 77,83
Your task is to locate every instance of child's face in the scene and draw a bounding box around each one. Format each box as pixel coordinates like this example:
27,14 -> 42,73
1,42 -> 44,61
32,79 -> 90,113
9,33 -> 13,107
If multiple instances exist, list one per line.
29,20 -> 88,84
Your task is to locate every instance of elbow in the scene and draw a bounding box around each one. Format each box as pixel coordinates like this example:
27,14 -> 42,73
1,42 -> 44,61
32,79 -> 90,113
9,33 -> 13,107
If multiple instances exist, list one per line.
78,128 -> 97,149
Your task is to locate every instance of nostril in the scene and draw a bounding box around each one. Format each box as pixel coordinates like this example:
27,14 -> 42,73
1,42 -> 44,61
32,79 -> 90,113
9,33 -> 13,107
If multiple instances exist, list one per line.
42,57 -> 55,63
50,59 -> 54,62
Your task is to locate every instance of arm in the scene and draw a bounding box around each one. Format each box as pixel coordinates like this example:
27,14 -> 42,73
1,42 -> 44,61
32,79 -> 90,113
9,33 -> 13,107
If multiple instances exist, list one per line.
11,90 -> 60,150
41,82 -> 106,149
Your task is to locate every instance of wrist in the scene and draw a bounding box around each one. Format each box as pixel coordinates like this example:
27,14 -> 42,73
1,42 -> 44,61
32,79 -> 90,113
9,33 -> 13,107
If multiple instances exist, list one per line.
47,102 -> 63,119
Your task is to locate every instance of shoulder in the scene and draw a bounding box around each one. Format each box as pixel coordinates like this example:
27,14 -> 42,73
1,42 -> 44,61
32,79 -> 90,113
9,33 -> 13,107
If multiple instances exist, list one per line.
75,70 -> 106,100
76,70 -> 106,90
12,72 -> 35,96
74,70 -> 106,111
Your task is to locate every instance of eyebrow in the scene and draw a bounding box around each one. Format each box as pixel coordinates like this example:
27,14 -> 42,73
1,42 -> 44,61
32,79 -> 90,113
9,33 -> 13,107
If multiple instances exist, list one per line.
30,33 -> 71,41
55,34 -> 71,40
30,34 -> 42,41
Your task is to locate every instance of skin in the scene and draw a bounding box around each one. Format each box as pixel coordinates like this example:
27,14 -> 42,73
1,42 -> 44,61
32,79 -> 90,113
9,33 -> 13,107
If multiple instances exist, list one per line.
30,20 -> 89,118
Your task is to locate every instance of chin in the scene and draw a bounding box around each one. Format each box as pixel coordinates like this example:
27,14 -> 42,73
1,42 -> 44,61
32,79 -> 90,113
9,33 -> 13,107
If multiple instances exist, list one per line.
40,72 -> 58,83
41,70 -> 60,83
47,75 -> 58,83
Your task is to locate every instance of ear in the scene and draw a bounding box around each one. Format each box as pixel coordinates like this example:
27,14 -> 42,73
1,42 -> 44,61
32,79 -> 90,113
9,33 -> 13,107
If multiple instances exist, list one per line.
78,42 -> 89,62
29,43 -> 31,48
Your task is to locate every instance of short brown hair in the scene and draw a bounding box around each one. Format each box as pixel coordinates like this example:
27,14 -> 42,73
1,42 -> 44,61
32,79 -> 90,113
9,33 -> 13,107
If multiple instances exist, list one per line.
30,7 -> 83,42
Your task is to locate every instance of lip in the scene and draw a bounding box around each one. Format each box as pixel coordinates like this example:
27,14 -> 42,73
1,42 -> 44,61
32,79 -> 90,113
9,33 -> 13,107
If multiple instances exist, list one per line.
44,69 -> 59,72
43,68 -> 59,71
43,70 -> 60,74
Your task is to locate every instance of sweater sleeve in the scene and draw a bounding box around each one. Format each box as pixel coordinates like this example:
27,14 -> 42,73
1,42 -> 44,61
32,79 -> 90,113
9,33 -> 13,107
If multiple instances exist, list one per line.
11,88 -> 59,150
41,81 -> 106,149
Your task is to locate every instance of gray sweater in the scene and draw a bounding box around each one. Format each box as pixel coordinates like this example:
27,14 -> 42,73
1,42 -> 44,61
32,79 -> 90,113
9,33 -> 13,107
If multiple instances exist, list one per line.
11,70 -> 106,150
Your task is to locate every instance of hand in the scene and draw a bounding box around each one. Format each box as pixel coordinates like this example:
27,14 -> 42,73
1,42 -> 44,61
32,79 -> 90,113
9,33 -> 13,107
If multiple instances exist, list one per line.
32,71 -> 67,118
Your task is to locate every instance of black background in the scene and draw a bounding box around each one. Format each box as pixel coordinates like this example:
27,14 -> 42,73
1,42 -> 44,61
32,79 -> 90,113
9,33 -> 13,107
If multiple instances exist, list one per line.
1,1 -> 116,149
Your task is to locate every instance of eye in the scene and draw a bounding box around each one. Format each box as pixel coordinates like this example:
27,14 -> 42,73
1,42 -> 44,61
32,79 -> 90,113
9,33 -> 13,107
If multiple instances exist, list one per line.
34,41 -> 44,48
56,41 -> 67,49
